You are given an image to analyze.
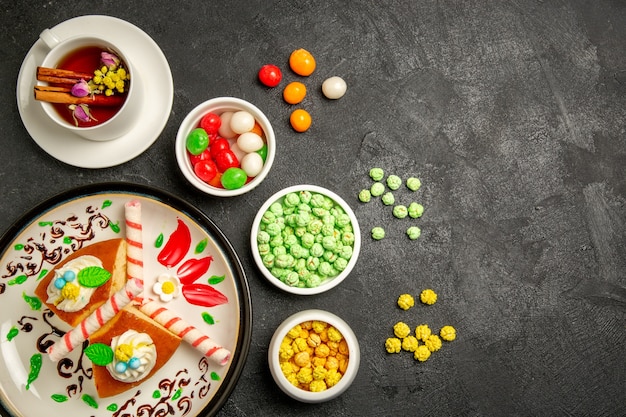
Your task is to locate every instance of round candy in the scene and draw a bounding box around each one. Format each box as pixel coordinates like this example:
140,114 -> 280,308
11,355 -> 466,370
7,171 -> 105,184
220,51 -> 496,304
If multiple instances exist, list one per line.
241,152 -> 264,177
237,132 -> 264,153
200,112 -> 221,134
283,81 -> 307,104
256,143 -> 268,162
194,159 -> 218,183
258,64 -> 282,87
289,48 -> 316,76
63,270 -> 76,282
214,149 -> 239,172
322,76 -> 347,99
54,277 -> 66,289
128,357 -> 141,370
230,111 -> 255,134
115,361 -> 128,373
218,112 -> 236,139
186,128 -> 209,155
209,137 -> 230,159
290,109 -> 312,132
221,167 -> 247,189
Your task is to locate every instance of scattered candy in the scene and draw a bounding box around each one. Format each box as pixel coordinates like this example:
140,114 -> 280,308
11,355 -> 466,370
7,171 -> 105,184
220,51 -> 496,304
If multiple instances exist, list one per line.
283,81 -> 307,105
408,203 -> 424,219
258,64 -> 283,87
358,189 -> 371,203
322,76 -> 347,99
420,288 -> 437,305
381,192 -> 395,206
290,109 -> 312,132
289,48 -> 316,76
369,168 -> 384,181
385,292 -> 456,364
370,182 -> 385,197
371,226 -> 385,240
393,205 -> 408,219
406,177 -> 421,191
386,175 -> 402,190
406,226 -> 421,240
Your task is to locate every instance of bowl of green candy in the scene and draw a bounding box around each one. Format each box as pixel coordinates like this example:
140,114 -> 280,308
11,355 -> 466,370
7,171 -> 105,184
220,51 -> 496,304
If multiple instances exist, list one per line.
250,185 -> 361,295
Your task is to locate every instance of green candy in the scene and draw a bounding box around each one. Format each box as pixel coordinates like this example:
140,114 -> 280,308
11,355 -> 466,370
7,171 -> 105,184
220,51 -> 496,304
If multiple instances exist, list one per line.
358,189 -> 371,202
369,167 -> 384,181
221,167 -> 247,190
186,128 -> 209,155
381,192 -> 395,206
406,177 -> 421,191
407,226 -> 422,240
386,175 -> 402,190
371,227 -> 385,240
256,144 -> 268,162
370,182 -> 385,197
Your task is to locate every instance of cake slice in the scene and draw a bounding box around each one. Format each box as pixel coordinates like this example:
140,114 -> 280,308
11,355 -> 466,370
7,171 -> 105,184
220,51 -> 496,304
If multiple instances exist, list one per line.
88,306 -> 182,398
34,238 -> 127,327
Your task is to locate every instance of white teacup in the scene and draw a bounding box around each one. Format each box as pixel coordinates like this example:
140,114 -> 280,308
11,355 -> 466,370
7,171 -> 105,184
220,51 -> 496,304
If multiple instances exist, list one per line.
37,28 -> 142,141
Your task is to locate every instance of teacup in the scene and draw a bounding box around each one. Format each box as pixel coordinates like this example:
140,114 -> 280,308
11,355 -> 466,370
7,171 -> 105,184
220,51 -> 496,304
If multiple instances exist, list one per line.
37,28 -> 142,141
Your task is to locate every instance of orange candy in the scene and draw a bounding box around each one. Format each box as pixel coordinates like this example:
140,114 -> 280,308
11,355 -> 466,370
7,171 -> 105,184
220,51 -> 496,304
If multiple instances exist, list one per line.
283,81 -> 307,104
290,109 -> 312,132
289,48 -> 316,76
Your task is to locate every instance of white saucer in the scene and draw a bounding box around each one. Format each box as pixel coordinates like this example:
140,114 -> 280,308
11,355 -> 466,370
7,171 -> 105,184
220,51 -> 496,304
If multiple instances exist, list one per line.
16,15 -> 173,169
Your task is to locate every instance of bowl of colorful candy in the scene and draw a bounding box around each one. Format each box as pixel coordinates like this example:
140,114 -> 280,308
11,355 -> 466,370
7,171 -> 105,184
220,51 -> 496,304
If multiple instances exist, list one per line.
268,309 -> 360,403
250,185 -> 361,295
176,97 -> 276,197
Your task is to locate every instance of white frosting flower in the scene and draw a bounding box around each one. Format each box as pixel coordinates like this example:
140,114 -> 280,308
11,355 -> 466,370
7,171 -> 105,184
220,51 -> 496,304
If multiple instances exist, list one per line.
152,273 -> 181,302
107,330 -> 157,383
46,255 -> 100,312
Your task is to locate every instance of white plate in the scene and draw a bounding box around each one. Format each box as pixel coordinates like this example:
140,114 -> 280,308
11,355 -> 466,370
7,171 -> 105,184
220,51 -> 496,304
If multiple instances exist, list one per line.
0,183 -> 251,417
16,16 -> 174,169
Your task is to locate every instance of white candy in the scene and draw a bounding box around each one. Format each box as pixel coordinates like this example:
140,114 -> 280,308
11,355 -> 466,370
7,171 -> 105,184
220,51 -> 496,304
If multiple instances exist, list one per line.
322,76 -> 347,99
237,132 -> 264,153
218,112 -> 236,138
241,152 -> 264,177
230,111 -> 256,134
229,141 -> 247,162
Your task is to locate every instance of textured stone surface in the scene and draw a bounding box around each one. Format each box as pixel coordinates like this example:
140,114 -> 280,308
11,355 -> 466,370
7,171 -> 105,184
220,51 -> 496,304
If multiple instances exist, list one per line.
1,1 -> 624,416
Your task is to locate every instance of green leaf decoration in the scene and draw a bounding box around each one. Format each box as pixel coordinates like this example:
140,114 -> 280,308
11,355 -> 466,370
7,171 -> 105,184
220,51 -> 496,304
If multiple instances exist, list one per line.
102,200 -> 112,209
202,312 -> 215,325
22,292 -> 42,311
208,275 -> 225,285
6,327 -> 18,341
152,390 -> 161,399
37,269 -> 48,280
85,343 -> 114,366
78,266 -> 111,288
210,371 -> 220,381
195,238 -> 208,254
107,403 -> 119,412
63,237 -> 72,244
51,394 -> 69,403
171,388 -> 183,401
38,221 -> 53,227
26,353 -> 42,390
109,221 -> 120,233
8,275 -> 27,286
154,233 -> 164,249
14,243 -> 24,250
82,394 -> 98,409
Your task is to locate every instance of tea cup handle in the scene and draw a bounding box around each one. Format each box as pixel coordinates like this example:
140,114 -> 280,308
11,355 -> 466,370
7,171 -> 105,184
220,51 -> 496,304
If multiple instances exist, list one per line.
39,29 -> 61,49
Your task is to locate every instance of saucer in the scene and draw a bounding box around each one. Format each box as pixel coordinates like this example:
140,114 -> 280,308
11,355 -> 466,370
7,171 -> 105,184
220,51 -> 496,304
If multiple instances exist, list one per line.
16,15 -> 174,169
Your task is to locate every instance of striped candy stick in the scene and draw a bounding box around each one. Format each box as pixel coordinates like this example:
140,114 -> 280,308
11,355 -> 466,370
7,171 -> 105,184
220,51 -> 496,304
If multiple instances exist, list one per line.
134,298 -> 231,366
125,200 -> 144,288
47,278 -> 144,362
47,200 -> 145,361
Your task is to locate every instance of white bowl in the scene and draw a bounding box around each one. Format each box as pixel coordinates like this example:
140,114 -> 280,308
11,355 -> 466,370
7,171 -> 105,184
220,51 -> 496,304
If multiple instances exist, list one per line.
268,309 -> 360,403
175,97 -> 276,197
250,185 -> 361,295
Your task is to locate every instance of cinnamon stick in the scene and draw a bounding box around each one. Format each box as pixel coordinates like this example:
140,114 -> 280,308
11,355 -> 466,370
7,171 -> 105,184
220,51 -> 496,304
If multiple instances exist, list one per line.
33,88 -> 125,107
37,66 -> 93,82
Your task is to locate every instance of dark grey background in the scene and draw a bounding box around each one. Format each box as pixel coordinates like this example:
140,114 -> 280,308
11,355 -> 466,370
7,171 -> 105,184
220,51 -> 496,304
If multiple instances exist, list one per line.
1,1 -> 625,416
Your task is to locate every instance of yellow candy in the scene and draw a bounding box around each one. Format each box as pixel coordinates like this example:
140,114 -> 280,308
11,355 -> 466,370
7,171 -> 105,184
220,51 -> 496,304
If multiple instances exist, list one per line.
415,324 -> 432,342
393,322 -> 411,339
401,335 -> 419,352
397,293 -> 415,310
420,288 -> 437,305
425,335 -> 442,352
385,337 -> 402,353
440,325 -> 456,341
414,345 -> 431,362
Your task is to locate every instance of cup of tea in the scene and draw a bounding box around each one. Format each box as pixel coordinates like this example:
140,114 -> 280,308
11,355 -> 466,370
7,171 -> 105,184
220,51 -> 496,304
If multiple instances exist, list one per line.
35,28 -> 142,141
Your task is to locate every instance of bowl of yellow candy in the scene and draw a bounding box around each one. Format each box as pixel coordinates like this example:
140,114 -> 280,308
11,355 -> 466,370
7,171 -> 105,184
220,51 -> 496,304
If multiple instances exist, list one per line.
268,309 -> 360,403
250,184 -> 361,295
